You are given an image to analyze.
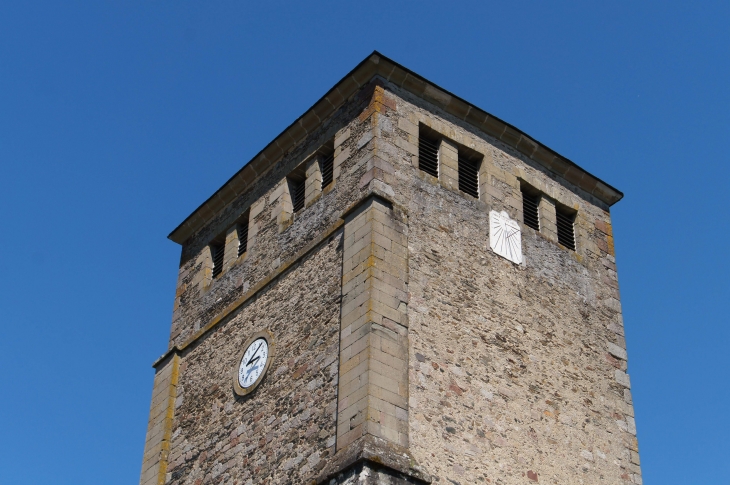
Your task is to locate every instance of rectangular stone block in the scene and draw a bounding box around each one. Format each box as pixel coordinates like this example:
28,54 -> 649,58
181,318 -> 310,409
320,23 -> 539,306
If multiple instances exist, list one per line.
335,128 -> 351,148
334,147 -> 351,168
397,117 -> 418,137
395,136 -> 418,156
615,370 -> 632,388
608,342 -> 628,361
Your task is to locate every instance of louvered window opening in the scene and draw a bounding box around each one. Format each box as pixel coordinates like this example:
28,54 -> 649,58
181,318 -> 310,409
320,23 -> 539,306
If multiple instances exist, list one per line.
556,210 -> 576,250
458,156 -> 480,198
237,221 -> 249,257
418,135 -> 439,177
321,152 -> 334,189
291,179 -> 306,212
211,244 -> 224,278
522,191 -> 540,231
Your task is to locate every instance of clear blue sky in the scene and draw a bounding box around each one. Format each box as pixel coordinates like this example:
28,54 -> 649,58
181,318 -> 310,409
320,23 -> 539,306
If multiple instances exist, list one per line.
1,2 -> 727,484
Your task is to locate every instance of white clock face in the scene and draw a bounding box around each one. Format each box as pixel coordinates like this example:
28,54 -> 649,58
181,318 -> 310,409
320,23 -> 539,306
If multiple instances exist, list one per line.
490,210 -> 522,264
238,337 -> 269,389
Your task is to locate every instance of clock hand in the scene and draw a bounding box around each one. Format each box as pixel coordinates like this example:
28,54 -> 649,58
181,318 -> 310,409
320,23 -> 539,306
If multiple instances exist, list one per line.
246,343 -> 262,366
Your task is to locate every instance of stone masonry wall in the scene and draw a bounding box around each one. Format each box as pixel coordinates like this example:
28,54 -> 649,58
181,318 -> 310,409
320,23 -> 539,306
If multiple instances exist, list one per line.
169,90 -> 362,350
382,87 -> 639,484
168,81 -> 400,353
164,235 -> 342,484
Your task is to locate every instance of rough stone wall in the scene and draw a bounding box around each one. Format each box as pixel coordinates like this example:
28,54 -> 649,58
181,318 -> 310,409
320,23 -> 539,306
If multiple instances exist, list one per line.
168,89 -> 364,350
164,235 -> 342,484
380,87 -> 640,484
406,207 -> 635,484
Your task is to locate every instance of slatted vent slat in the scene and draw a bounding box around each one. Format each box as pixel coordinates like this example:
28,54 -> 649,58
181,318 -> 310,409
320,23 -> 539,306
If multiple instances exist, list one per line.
521,191 -> 540,231
458,155 -> 480,198
237,216 -> 249,257
292,179 -> 305,212
556,209 -> 576,250
211,244 -> 224,278
321,152 -> 334,189
418,135 -> 439,177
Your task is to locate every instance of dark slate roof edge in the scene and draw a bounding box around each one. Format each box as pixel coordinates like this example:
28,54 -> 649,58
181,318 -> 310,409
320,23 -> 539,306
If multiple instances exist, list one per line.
168,51 -> 622,244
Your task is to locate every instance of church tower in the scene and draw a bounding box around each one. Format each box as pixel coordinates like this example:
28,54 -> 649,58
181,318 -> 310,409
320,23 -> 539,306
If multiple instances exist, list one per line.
140,52 -> 642,485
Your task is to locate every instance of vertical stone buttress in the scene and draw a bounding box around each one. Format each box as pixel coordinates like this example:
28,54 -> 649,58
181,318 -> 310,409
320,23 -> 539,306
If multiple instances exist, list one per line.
337,196 -> 410,450
139,354 -> 180,485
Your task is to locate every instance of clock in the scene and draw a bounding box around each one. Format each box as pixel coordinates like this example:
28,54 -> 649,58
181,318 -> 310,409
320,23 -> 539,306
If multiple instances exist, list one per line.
490,210 -> 522,264
233,330 -> 275,396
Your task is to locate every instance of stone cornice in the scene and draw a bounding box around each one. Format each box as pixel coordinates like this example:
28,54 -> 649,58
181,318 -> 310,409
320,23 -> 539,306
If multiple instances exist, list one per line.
168,51 -> 623,245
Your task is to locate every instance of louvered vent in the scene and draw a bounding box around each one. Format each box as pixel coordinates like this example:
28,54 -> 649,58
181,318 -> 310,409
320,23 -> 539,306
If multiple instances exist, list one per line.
521,190 -> 540,231
237,212 -> 249,257
418,133 -> 439,177
211,243 -> 224,278
458,154 -> 480,198
321,151 -> 334,189
291,179 -> 305,212
556,208 -> 576,250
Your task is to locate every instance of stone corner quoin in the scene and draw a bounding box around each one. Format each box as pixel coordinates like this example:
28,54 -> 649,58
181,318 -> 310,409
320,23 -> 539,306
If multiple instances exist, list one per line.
139,52 -> 641,485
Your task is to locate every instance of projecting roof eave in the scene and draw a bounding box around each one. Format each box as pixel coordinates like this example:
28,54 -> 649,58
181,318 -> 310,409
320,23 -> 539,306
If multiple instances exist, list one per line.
168,51 -> 623,245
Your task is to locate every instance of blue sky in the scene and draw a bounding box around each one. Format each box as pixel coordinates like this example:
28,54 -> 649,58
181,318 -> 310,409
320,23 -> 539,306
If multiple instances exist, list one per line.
1,1 -> 727,484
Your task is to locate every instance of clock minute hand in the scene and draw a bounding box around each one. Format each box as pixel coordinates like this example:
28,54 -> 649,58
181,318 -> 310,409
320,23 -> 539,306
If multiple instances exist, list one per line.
246,342 -> 262,366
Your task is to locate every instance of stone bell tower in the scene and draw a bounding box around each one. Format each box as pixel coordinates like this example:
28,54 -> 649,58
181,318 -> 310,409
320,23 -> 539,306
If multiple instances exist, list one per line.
140,52 -> 642,485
